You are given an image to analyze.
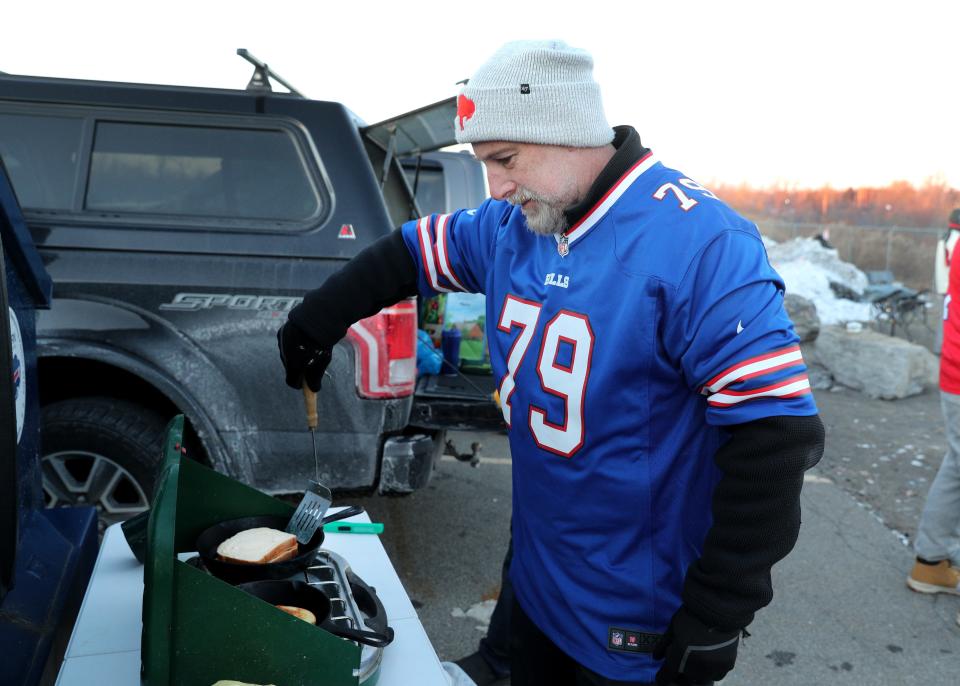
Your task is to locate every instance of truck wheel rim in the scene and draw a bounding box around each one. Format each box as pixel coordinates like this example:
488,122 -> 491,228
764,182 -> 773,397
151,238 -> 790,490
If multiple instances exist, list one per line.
41,451 -> 149,533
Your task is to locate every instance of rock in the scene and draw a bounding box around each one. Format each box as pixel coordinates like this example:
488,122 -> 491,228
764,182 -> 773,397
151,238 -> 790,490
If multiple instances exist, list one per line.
807,364 -> 834,390
811,325 -> 939,399
785,293 -> 820,342
801,342 -> 833,389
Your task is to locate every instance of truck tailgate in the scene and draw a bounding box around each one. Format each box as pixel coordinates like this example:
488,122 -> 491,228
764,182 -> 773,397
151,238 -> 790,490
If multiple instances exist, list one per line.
410,373 -> 504,431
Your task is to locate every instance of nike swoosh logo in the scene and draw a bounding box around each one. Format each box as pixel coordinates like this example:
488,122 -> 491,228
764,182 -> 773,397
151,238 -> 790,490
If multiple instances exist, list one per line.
736,320 -> 744,334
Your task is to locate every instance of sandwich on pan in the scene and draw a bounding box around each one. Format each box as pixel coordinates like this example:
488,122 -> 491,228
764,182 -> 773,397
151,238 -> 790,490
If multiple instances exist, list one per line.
216,528 -> 298,564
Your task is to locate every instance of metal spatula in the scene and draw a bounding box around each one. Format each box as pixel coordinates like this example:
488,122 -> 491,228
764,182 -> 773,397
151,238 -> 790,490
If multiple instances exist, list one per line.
285,385 -> 332,544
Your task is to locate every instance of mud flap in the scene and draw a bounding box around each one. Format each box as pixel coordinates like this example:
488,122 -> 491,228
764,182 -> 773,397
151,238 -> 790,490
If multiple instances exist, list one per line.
378,434 -> 435,494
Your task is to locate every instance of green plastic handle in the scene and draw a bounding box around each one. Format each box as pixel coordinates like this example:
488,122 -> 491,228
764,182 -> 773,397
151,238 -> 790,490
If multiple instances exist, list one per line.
322,521 -> 384,534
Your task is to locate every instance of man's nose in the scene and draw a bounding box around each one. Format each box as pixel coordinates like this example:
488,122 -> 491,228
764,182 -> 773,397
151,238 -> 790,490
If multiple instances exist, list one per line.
487,171 -> 517,201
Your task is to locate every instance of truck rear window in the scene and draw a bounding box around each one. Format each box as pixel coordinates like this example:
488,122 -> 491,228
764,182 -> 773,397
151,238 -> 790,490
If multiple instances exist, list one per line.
403,165 -> 447,216
87,122 -> 320,222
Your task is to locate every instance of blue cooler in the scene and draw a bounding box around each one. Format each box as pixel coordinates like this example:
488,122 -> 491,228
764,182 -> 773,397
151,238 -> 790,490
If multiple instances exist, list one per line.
0,157 -> 98,685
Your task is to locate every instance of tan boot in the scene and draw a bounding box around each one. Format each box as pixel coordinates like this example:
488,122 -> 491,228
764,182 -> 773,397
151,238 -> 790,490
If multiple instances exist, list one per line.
906,559 -> 960,595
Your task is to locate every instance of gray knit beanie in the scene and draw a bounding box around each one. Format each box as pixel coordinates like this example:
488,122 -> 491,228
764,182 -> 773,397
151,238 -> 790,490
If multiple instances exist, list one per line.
455,40 -> 614,148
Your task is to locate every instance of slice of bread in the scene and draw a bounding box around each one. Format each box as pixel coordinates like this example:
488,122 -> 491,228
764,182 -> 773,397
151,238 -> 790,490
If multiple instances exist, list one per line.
275,605 -> 317,625
216,527 -> 298,564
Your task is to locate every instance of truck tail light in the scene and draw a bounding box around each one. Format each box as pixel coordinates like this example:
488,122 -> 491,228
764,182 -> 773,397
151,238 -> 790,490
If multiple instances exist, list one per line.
347,298 -> 417,399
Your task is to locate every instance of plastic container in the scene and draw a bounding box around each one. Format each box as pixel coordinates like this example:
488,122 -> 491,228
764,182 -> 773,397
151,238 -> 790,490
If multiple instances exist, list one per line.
416,330 -> 442,375
441,327 -> 461,376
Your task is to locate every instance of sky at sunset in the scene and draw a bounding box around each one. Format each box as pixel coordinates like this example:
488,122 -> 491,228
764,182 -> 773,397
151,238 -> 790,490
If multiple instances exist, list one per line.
3,0 -> 956,190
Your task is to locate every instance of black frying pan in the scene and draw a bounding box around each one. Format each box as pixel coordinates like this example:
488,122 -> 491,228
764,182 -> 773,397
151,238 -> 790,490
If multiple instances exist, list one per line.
195,506 -> 364,585
237,580 -> 394,648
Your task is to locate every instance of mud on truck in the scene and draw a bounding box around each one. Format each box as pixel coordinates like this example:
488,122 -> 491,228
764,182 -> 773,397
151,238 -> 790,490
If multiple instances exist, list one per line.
0,54 -> 502,530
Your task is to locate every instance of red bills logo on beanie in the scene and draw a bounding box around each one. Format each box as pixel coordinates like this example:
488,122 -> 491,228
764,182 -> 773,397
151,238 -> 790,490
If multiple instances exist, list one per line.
457,94 -> 476,131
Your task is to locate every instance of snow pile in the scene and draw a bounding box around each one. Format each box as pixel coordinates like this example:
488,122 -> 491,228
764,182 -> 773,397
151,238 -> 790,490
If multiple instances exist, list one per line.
764,237 -> 874,325
766,237 -> 868,292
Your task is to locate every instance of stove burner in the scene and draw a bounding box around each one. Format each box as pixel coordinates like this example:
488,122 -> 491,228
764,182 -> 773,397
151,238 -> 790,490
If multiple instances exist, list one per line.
184,547 -> 388,682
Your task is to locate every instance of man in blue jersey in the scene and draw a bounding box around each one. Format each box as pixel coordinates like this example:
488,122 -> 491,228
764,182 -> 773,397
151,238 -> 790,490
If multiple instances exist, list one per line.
278,40 -> 824,686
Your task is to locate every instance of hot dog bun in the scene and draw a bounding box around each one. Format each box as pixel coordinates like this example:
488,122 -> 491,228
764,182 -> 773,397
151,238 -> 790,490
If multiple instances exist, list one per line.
275,605 -> 317,624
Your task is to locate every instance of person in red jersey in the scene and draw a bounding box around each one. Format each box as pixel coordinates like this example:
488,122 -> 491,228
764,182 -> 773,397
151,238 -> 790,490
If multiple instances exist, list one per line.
907,208 -> 960,623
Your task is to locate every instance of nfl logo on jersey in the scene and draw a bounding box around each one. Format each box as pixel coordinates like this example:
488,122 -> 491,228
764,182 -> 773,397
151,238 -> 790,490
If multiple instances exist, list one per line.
611,631 -> 623,647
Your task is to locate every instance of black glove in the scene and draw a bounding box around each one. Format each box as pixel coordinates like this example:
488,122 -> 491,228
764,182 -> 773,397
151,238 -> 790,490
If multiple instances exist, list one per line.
652,606 -> 743,685
277,321 -> 333,392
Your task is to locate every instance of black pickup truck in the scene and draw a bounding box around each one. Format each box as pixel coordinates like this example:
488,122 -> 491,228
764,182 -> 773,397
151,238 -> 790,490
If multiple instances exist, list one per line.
0,65 -> 500,529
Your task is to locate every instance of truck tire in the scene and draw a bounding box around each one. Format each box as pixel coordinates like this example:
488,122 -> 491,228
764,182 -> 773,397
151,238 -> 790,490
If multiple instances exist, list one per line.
40,397 -> 166,533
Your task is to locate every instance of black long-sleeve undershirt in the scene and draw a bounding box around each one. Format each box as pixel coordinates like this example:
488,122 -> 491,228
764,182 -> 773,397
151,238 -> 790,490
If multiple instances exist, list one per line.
681,414 -> 825,630
288,230 -> 418,347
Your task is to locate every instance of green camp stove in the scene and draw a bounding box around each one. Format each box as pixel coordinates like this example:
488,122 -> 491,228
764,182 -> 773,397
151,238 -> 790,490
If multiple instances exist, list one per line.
132,415 -> 388,686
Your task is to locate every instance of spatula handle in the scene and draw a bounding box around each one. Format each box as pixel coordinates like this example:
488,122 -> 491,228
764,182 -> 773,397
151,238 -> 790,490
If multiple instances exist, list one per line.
302,384 -> 318,430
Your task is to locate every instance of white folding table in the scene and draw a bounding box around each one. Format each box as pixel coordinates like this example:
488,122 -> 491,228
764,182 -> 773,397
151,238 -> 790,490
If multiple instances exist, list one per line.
56,510 -> 449,686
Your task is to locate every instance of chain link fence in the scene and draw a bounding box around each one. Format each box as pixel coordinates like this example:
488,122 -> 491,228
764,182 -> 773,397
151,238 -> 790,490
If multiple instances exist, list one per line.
757,219 -> 943,291
755,219 -> 946,352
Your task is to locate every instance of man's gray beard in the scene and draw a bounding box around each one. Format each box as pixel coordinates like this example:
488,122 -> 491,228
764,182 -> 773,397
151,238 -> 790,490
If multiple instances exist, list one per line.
509,189 -> 570,236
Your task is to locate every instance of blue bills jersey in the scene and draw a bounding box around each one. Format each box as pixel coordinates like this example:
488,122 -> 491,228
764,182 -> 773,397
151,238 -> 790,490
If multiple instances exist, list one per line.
400,152 -> 817,681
